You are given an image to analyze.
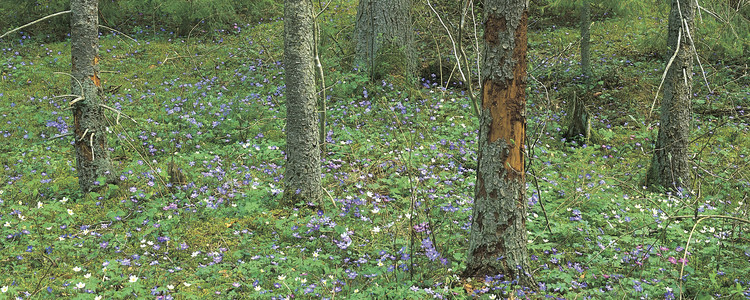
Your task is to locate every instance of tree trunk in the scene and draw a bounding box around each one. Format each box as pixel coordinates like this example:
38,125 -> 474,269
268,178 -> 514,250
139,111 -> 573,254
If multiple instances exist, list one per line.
283,0 -> 323,207
580,0 -> 591,85
463,0 -> 534,287
647,0 -> 695,192
564,0 -> 591,143
355,0 -> 415,80
563,92 -> 591,143
71,0 -> 114,193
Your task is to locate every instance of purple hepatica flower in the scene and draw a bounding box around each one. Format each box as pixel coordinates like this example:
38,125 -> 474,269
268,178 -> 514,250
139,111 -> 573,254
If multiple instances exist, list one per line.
334,229 -> 353,250
421,238 -> 440,261
100,241 -> 108,249
413,222 -> 429,233
570,210 -> 582,221
633,280 -> 643,292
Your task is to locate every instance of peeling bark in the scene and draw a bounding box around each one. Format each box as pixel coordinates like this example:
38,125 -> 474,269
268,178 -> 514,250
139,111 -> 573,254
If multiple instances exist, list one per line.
71,0 -> 114,193
464,0 -> 534,288
647,0 -> 694,192
282,0 -> 323,207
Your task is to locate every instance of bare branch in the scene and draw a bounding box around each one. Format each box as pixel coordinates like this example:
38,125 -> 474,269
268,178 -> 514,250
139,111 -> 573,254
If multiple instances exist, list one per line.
99,25 -> 138,44
53,72 -> 84,98
681,18 -> 712,93
0,10 -> 71,40
649,30 -> 681,119
314,0 -> 333,19
89,132 -> 95,160
79,128 -> 89,142
99,103 -> 138,125
53,94 -> 82,99
69,97 -> 85,106
48,132 -> 74,140
426,0 -> 480,117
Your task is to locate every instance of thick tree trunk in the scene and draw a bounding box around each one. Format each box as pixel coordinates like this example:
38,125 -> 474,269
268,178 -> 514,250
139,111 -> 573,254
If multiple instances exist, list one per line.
647,0 -> 695,192
463,0 -> 534,287
355,0 -> 415,79
283,0 -> 323,207
71,0 -> 114,193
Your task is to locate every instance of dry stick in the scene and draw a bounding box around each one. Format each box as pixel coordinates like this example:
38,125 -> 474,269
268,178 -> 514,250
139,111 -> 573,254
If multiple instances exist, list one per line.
0,10 -> 71,40
525,74 -> 554,233
648,30 -> 681,119
30,254 -> 57,297
426,0 -> 479,118
99,103 -> 138,125
681,18 -> 712,94
672,214 -> 750,299
53,72 -> 84,98
48,132 -> 74,140
312,0 -> 330,154
184,19 -> 205,71
678,216 -> 707,299
322,187 -> 338,208
103,114 -> 170,194
528,166 -> 552,233
458,0 -> 480,117
99,25 -> 138,44
470,0 -> 481,82
649,0 -> 690,120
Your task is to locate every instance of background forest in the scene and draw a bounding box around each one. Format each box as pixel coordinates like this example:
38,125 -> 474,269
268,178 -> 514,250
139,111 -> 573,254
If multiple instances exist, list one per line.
0,0 -> 749,299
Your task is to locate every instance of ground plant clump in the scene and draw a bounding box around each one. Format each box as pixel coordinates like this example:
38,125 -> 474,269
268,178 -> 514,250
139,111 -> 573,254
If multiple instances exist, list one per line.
0,0 -> 749,299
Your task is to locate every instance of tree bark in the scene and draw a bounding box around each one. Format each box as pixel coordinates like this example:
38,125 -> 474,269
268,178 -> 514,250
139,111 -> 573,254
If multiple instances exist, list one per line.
647,0 -> 695,193
564,0 -> 591,143
283,0 -> 323,207
71,0 -> 114,193
563,92 -> 591,143
580,0 -> 591,85
355,0 -> 415,79
463,0 -> 534,287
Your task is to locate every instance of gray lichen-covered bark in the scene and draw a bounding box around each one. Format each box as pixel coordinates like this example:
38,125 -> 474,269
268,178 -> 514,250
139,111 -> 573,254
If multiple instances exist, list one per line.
463,0 -> 534,287
647,0 -> 694,192
355,0 -> 415,78
71,0 -> 114,193
282,0 -> 322,207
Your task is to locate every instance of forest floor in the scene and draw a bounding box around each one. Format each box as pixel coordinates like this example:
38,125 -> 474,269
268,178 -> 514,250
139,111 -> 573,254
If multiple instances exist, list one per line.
0,5 -> 749,300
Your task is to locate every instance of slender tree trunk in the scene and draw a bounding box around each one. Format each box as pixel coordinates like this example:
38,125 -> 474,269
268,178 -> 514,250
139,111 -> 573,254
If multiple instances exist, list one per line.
283,0 -> 322,207
580,0 -> 591,86
355,0 -> 415,79
463,0 -> 534,287
564,0 -> 591,143
647,0 -> 695,192
71,0 -> 114,193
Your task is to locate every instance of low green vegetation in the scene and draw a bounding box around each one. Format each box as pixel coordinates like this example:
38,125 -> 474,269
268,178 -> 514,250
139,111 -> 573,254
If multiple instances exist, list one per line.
0,1 -> 748,299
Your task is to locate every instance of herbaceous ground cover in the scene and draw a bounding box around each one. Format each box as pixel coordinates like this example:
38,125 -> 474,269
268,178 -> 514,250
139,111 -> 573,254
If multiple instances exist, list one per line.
1,8 -> 749,300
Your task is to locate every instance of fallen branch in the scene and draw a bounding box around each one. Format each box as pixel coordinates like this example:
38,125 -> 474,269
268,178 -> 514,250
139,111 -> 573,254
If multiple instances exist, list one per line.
696,107 -> 749,118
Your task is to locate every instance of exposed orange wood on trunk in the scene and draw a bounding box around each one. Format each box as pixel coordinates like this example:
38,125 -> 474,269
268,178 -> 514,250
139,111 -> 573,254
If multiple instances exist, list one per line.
482,11 -> 528,181
90,74 -> 100,87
